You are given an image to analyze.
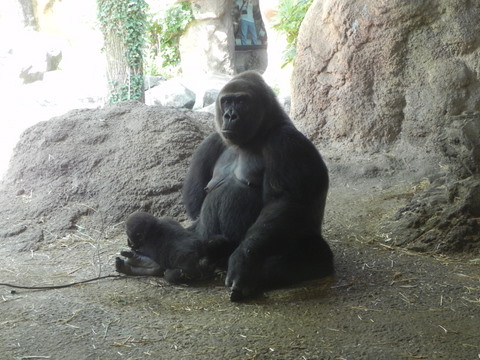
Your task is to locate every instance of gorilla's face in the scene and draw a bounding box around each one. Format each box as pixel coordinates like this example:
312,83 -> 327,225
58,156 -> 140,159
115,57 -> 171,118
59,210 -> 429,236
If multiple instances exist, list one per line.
217,92 -> 261,146
216,74 -> 271,147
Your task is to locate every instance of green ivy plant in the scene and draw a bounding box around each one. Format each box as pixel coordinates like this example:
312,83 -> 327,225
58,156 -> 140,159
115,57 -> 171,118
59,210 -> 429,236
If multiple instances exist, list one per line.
97,0 -> 147,103
273,0 -> 314,67
146,2 -> 194,73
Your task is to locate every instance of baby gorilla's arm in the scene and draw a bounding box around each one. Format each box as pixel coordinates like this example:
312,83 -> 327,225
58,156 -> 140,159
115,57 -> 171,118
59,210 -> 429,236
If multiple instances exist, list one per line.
115,250 -> 163,276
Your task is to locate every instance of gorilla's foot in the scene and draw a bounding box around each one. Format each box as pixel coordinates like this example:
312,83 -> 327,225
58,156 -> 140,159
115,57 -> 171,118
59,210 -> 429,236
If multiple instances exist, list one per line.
115,250 -> 163,276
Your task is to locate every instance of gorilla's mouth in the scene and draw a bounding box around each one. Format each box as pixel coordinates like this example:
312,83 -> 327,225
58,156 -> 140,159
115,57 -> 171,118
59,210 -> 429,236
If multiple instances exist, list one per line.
221,130 -> 235,140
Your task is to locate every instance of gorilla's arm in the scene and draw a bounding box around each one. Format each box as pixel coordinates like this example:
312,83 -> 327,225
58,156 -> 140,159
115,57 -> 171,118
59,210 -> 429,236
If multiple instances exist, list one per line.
182,132 -> 227,219
248,126 -> 328,251
226,126 -> 329,296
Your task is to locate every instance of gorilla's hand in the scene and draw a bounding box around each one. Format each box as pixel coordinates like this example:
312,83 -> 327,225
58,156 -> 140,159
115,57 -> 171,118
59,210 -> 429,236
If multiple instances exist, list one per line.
225,246 -> 261,301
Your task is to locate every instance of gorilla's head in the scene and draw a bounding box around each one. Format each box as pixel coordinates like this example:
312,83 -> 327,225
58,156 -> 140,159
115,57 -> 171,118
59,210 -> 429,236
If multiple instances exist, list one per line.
215,71 -> 284,147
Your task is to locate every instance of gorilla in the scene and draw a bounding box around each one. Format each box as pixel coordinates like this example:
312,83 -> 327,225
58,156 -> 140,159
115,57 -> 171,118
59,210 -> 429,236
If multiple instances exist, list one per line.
115,212 -> 229,283
116,71 -> 334,301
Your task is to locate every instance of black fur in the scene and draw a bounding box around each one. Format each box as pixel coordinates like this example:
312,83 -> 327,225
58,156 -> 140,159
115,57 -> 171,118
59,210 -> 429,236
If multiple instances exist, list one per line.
115,212 -> 228,283
117,71 -> 334,300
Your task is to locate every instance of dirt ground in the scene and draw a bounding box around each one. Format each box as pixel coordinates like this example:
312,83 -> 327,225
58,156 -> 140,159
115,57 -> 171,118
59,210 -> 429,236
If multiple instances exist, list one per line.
1,172 -> 479,360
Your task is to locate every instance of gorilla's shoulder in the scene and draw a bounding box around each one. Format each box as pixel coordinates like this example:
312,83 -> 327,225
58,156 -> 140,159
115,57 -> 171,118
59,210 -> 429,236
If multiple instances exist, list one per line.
197,132 -> 226,152
263,123 -> 320,162
267,122 -> 307,144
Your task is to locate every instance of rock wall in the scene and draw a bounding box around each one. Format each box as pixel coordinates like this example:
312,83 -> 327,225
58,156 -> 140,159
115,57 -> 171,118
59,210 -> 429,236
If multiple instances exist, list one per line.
179,0 -> 235,77
291,0 -> 480,253
292,0 -> 480,154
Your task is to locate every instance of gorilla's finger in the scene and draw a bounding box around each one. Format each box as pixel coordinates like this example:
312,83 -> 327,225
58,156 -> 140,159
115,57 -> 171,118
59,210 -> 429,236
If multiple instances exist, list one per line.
230,287 -> 244,302
120,250 -> 135,258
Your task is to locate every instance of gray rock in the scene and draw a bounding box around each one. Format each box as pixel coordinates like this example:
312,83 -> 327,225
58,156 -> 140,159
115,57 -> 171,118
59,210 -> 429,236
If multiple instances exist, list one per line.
144,75 -> 164,90
145,79 -> 196,109
292,0 -> 480,154
203,89 -> 219,107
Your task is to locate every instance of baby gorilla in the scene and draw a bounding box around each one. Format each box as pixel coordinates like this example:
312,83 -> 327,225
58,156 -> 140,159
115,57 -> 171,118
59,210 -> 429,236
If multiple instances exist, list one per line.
116,212 -> 230,284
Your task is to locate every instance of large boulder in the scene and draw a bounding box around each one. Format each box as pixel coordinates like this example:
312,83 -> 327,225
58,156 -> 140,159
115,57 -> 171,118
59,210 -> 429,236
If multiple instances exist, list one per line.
292,0 -> 480,253
0,102 -> 213,251
179,0 -> 235,77
183,73 -> 231,110
292,0 -> 480,154
145,79 -> 196,109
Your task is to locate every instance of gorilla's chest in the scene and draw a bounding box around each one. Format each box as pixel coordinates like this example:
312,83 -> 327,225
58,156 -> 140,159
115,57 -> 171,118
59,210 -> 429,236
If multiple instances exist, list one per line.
200,148 -> 264,242
206,149 -> 264,192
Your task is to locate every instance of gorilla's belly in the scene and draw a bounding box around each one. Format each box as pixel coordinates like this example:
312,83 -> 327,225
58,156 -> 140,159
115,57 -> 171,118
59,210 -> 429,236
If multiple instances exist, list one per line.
197,177 -> 262,244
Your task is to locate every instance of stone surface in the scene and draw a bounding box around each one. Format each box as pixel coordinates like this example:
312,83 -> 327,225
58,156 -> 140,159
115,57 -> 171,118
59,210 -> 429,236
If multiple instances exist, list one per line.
181,73 -> 231,110
145,79 -> 196,109
0,102 -> 213,250
144,75 -> 164,90
382,174 -> 480,253
179,0 -> 235,77
292,0 -> 480,154
203,88 -> 220,107
292,0 -> 480,252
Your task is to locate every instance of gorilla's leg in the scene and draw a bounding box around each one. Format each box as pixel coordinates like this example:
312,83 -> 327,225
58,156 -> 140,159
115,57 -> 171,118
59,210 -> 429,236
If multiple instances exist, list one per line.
204,234 -> 237,269
260,236 -> 334,287
229,235 -> 334,302
115,250 -> 163,276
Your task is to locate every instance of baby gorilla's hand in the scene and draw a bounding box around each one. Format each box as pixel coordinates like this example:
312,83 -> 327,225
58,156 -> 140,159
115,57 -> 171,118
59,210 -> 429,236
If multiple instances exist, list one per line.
120,250 -> 134,258
115,249 -> 163,276
115,257 -> 129,274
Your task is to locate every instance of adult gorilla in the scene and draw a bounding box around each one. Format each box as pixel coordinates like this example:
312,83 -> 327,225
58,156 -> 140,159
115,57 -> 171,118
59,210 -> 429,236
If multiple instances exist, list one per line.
117,71 -> 334,301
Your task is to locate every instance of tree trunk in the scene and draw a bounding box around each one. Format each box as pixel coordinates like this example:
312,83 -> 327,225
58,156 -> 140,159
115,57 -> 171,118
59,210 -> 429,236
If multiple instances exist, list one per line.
97,0 -> 146,103
103,28 -> 144,103
18,0 -> 37,29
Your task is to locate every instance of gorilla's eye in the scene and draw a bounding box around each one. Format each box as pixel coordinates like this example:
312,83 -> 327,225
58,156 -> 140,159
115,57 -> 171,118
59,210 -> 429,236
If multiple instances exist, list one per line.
220,94 -> 250,110
237,94 -> 250,105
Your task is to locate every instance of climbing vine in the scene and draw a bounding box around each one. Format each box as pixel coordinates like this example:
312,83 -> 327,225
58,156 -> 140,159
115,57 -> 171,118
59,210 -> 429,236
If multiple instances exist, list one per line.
146,2 -> 194,73
97,0 -> 147,103
273,0 -> 313,67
